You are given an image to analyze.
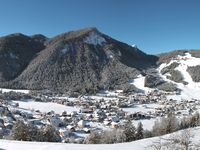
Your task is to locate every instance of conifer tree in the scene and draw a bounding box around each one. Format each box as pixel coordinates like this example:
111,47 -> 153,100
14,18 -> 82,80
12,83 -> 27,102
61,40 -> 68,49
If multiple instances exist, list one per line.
136,122 -> 144,140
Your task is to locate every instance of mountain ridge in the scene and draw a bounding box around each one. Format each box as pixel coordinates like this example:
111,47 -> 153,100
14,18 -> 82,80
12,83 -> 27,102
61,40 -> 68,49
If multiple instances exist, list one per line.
0,27 -> 199,95
0,33 -> 47,82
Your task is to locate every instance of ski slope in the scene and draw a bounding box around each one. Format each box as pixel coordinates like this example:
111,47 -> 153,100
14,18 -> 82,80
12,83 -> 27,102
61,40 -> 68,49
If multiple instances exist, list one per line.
131,52 -> 200,101
158,53 -> 200,100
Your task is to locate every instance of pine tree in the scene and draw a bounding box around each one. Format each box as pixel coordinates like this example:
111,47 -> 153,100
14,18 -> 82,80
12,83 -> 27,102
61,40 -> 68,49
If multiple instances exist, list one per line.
83,131 -> 102,144
123,120 -> 136,142
136,122 -> 144,140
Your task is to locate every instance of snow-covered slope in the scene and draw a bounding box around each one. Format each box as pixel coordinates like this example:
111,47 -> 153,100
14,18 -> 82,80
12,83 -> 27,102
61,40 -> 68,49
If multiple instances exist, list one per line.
1,127 -> 200,150
131,52 -> 200,101
129,74 -> 153,94
158,53 -> 200,100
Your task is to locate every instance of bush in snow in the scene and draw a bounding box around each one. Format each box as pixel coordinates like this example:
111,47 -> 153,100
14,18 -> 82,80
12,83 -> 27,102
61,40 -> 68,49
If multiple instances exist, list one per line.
39,125 -> 61,142
179,112 -> 200,130
11,121 -> 61,142
150,129 -> 194,150
11,120 -> 39,141
83,131 -> 102,144
189,112 -> 200,127
152,112 -> 178,136
100,129 -> 126,144
11,120 -> 28,140
83,129 -> 126,144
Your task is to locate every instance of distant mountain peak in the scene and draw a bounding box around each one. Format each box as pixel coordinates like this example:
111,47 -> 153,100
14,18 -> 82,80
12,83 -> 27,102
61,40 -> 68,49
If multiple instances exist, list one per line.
46,27 -> 101,46
132,44 -> 137,48
63,27 -> 99,37
77,27 -> 98,33
31,34 -> 47,39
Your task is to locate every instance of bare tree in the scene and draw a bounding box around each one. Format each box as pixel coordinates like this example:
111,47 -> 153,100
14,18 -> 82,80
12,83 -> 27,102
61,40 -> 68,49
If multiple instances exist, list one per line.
148,137 -> 169,150
167,129 -> 193,150
152,112 -> 178,136
83,129 -> 126,144
149,129 -> 194,150
149,138 -> 162,150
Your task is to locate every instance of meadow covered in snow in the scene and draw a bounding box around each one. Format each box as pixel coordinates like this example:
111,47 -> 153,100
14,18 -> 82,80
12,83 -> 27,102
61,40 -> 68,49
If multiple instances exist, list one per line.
1,127 -> 200,150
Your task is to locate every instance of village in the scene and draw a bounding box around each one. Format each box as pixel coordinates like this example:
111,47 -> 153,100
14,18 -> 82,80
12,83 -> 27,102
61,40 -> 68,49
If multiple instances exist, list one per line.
0,89 -> 200,143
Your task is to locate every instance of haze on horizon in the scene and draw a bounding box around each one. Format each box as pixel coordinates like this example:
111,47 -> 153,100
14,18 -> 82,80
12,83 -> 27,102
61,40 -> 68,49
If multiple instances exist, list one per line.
0,0 -> 200,54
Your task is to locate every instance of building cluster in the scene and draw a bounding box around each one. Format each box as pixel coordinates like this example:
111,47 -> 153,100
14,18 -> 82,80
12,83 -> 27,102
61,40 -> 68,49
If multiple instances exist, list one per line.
0,90 -> 199,142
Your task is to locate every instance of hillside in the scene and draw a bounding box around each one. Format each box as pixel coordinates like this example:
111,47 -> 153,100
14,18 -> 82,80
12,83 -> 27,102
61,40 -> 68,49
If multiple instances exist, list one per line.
0,33 -> 46,82
0,28 -> 157,94
0,28 -> 200,97
1,127 -> 200,150
132,50 -> 200,100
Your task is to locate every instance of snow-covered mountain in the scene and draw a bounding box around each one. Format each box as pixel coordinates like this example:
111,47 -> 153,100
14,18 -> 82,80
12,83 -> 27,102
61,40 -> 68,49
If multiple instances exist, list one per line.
0,27 -> 200,99
131,51 -> 200,100
0,27 -> 157,94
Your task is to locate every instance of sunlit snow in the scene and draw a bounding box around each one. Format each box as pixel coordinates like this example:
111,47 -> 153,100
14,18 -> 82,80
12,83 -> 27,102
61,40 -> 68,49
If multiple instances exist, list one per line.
129,74 -> 152,94
12,100 -> 79,114
158,53 -> 200,100
84,32 -> 106,46
0,88 -> 29,94
60,44 -> 70,54
1,127 -> 200,150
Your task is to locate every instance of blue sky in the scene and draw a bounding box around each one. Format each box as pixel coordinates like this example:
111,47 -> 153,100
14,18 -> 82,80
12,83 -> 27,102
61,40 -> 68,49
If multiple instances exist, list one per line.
0,0 -> 200,54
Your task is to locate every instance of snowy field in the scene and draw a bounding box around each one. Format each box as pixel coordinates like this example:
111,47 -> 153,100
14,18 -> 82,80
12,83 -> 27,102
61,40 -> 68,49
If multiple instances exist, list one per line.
0,88 -> 29,94
123,103 -> 163,114
12,100 -> 79,114
129,75 -> 152,94
123,104 -> 162,130
132,118 -> 156,130
1,127 -> 200,150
